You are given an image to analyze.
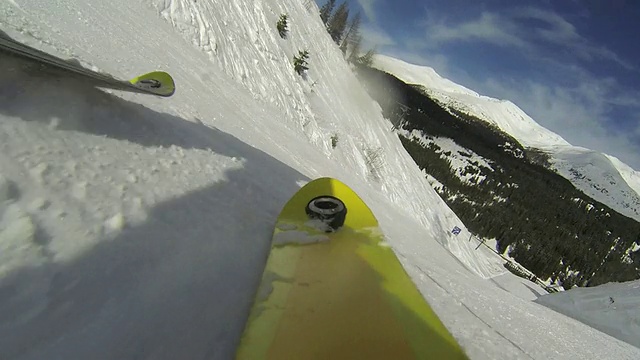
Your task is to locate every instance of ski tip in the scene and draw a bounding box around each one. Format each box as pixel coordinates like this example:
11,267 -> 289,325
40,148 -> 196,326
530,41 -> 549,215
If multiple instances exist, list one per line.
130,71 -> 176,97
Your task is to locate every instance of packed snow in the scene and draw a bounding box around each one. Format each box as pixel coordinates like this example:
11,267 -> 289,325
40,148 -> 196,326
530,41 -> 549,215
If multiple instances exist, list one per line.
0,0 -> 639,359
374,54 -> 640,223
490,273 -> 548,301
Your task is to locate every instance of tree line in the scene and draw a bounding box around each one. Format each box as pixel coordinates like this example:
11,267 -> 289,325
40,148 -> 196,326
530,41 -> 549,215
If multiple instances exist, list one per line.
319,0 -> 376,66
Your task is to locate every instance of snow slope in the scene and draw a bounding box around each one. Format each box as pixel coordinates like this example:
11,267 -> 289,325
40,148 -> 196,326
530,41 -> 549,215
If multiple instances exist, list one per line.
399,129 -> 497,186
0,0 -> 639,359
607,154 -> 640,202
374,54 -> 640,222
536,280 -> 640,349
490,273 -> 548,301
545,145 -> 640,221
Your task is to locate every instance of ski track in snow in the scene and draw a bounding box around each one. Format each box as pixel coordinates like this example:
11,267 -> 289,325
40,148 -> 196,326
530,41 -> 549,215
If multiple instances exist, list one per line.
0,0 -> 639,359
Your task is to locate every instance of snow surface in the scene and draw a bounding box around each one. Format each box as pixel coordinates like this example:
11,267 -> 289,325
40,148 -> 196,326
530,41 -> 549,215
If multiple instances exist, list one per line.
607,155 -> 640,196
0,0 -> 639,359
374,54 -> 640,223
536,280 -> 640,349
490,273 -> 548,301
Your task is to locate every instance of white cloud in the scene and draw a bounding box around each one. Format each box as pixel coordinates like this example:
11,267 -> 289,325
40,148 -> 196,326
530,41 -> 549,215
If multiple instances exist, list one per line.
417,8 -> 634,70
512,7 -> 635,70
514,7 -> 579,43
477,74 -> 640,169
427,12 -> 528,49
356,0 -> 377,22
361,24 -> 395,48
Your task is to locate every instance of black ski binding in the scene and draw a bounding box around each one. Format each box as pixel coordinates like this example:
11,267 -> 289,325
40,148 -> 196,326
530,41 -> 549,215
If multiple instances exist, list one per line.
305,196 -> 347,232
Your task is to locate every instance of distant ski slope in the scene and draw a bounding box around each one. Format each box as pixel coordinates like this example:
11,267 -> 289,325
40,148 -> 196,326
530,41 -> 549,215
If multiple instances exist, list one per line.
374,54 -> 640,222
536,279 -> 640,349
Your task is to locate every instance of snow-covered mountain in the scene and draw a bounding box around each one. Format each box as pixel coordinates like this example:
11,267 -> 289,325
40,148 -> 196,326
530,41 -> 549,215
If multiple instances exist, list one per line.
374,54 -> 570,148
0,0 -> 639,359
373,54 -> 640,222
545,145 -> 640,220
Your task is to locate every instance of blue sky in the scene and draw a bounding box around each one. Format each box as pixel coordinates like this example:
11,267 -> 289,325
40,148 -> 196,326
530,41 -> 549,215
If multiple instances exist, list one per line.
318,0 -> 640,169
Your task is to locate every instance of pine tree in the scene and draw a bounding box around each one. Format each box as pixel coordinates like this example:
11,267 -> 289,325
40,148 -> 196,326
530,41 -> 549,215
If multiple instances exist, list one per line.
276,14 -> 289,38
340,11 -> 362,55
327,2 -> 349,44
293,50 -> 310,75
347,12 -> 362,42
347,34 -> 362,62
319,0 -> 336,25
357,47 -> 376,67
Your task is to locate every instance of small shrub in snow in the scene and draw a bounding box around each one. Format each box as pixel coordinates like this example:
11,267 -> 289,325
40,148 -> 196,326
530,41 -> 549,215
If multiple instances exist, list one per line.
331,134 -> 339,149
293,50 -> 310,75
276,13 -> 289,38
303,0 -> 314,12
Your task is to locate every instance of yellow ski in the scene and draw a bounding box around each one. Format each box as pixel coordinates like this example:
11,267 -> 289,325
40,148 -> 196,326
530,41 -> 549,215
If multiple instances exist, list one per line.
237,177 -> 468,359
0,34 -> 175,97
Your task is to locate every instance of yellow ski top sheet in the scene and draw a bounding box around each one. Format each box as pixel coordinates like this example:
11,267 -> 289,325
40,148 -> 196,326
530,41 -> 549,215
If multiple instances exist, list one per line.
236,177 -> 468,359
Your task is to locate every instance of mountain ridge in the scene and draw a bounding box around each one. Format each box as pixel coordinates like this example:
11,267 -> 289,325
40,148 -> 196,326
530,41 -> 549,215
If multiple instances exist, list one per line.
373,54 -> 640,221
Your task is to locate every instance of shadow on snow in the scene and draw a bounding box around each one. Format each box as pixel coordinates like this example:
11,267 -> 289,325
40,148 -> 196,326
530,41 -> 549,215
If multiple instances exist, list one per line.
0,49 -> 307,359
